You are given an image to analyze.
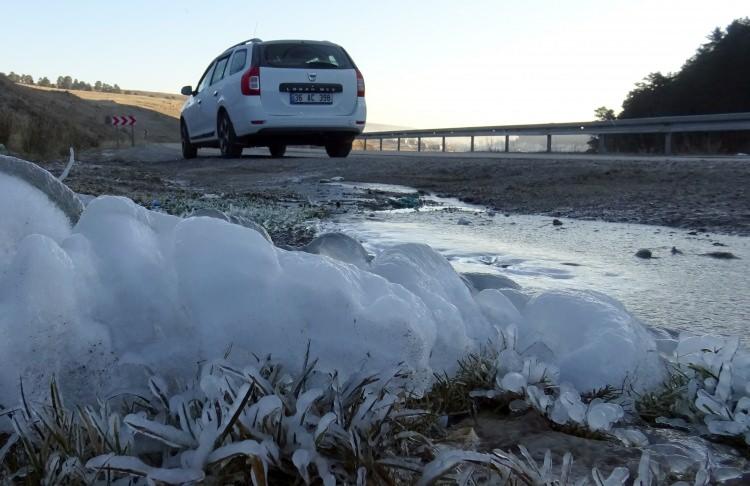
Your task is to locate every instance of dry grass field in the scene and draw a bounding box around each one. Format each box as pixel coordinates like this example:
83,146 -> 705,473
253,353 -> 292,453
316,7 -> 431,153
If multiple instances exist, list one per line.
0,77 -> 181,158
28,85 -> 185,119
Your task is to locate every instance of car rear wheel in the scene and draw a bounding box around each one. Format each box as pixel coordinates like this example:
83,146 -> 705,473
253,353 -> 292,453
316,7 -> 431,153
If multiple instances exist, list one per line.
181,122 -> 197,159
269,144 -> 286,158
325,140 -> 353,158
217,112 -> 243,158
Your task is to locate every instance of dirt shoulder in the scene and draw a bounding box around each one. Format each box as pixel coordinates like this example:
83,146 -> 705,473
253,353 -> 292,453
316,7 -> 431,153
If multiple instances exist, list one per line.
41,145 -> 750,236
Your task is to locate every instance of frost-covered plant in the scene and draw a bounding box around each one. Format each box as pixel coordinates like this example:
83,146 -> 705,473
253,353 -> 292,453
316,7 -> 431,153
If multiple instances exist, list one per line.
450,325 -> 628,438
141,192 -> 327,246
1,349 -> 436,484
636,334 -> 750,447
0,378 -> 132,484
416,446 -> 707,486
0,348 -> 718,485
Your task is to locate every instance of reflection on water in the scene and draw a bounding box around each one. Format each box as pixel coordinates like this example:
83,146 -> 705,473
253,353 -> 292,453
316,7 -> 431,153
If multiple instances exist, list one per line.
326,186 -> 749,339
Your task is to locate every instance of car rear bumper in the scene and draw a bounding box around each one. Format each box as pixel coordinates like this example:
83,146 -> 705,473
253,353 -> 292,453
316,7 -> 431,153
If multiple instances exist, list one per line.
239,127 -> 361,146
230,98 -> 366,141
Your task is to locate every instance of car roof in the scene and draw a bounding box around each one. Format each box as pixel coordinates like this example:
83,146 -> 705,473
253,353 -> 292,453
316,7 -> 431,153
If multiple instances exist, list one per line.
221,39 -> 338,53
260,39 -> 336,46
217,39 -> 342,62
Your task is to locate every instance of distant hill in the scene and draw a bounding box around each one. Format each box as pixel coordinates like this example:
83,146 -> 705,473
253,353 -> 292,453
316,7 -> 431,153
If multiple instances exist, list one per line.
29,85 -> 185,119
0,76 -> 180,158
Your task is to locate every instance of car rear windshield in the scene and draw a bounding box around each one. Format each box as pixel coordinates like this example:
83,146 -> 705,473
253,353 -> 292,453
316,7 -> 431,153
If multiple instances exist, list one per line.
259,43 -> 353,69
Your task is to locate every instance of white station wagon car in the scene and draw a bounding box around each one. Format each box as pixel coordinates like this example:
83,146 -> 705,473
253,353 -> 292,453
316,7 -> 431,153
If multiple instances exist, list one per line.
180,39 -> 366,159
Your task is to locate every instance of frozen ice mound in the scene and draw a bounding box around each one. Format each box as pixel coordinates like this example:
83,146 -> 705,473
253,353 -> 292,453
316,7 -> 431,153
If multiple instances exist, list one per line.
370,243 -> 495,365
461,271 -> 521,291
475,289 -> 522,327
301,232 -> 372,269
0,172 -> 72,268
0,161 -> 672,406
189,207 -> 273,243
174,216 -> 437,380
0,154 -> 84,225
520,289 -> 666,391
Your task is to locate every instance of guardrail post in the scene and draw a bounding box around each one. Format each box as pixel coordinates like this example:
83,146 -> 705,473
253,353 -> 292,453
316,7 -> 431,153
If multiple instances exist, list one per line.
598,134 -> 607,154
665,132 -> 672,155
363,139 -> 367,151
379,138 -> 383,151
397,138 -> 401,151
504,135 -> 509,152
470,136 -> 475,152
442,136 -> 446,152
417,137 -> 422,152
546,134 -> 552,153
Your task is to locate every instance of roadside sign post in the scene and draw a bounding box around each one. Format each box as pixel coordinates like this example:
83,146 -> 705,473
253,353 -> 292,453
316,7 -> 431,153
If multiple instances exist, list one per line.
107,116 -> 137,147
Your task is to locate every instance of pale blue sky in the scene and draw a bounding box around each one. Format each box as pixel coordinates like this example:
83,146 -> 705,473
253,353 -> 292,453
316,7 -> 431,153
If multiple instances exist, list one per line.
1,0 -> 747,127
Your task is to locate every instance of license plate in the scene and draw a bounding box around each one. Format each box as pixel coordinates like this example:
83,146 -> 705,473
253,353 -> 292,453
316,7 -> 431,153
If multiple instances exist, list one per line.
290,92 -> 333,104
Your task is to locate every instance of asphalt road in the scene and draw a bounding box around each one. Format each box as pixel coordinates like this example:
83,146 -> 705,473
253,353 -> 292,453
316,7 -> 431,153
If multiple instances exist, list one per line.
47,144 -> 750,236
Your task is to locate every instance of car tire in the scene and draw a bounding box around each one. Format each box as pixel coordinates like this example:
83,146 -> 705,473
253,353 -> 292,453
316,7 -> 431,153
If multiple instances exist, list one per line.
325,140 -> 353,158
269,144 -> 286,158
217,111 -> 243,158
181,121 -> 198,159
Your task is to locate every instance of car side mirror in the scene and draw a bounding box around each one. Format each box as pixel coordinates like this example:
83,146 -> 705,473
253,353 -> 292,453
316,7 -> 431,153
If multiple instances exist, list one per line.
181,85 -> 194,96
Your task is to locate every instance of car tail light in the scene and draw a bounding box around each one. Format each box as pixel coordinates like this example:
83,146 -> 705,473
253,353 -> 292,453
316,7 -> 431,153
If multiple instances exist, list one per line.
355,68 -> 365,97
241,65 -> 260,96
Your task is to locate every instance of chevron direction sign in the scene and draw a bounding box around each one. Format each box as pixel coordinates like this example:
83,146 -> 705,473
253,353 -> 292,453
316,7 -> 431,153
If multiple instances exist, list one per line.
109,115 -> 136,126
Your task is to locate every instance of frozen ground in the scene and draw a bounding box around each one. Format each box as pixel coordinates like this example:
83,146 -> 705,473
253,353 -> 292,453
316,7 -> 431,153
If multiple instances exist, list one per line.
0,159 -> 666,406
34,143 -> 750,236
3,153 -> 750,483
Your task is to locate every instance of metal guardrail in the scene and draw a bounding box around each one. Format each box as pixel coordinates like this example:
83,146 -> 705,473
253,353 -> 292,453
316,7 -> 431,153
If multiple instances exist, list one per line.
357,112 -> 750,155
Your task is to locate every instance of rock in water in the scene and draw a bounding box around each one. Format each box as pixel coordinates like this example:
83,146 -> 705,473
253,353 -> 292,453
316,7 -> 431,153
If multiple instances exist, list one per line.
635,249 -> 652,259
457,217 -> 472,225
701,251 -> 739,260
302,232 -> 372,268
671,246 -> 683,255
552,219 -> 563,226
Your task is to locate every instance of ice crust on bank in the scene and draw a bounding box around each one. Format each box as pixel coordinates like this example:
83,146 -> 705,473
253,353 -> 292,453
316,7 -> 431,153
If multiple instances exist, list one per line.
0,167 -> 669,407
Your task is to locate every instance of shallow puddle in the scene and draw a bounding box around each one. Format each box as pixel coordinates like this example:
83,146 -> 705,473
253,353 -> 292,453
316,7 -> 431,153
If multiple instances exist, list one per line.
324,182 -> 750,340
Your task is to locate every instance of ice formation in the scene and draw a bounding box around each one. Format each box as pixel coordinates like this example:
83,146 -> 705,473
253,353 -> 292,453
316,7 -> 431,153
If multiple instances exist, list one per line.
0,156 -> 669,409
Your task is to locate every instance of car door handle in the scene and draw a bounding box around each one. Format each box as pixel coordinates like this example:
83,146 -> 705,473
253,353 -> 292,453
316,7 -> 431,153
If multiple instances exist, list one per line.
212,90 -> 218,97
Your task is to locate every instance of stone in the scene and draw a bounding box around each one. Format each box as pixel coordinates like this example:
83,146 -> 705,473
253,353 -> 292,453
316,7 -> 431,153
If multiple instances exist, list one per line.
635,249 -> 652,259
552,219 -> 563,226
701,252 -> 739,260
